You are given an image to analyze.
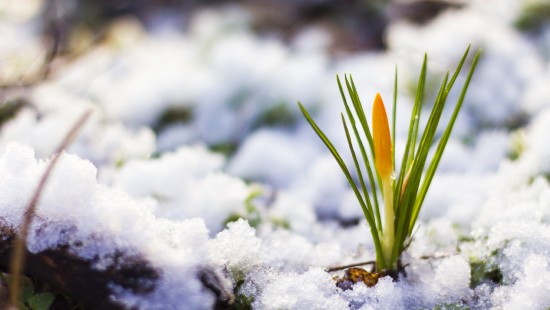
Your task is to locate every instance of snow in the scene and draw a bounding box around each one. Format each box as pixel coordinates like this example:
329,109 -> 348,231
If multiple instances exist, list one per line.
209,219 -> 262,278
0,143 -> 215,308
493,254 -> 550,309
253,268 -> 348,310
228,128 -> 321,188
107,145 -> 250,233
2,0 -> 550,309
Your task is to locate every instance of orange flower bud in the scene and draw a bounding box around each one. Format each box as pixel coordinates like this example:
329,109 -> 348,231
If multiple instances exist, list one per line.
373,93 -> 392,179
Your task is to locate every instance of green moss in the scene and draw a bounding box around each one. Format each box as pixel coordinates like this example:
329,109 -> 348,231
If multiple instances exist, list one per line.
0,274 -> 56,310
232,293 -> 254,310
223,211 -> 261,229
224,187 -> 263,228
269,217 -> 290,230
254,102 -> 297,128
457,235 -> 475,243
27,293 -> 55,310
154,106 -> 194,132
515,2 -> 550,31
470,260 -> 503,288
0,99 -> 27,127
227,279 -> 254,310
223,187 -> 290,230
432,302 -> 469,310
210,142 -> 239,157
508,129 -> 525,161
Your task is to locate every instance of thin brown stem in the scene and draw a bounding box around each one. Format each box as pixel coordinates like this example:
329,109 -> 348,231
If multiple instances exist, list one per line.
326,260 -> 376,273
418,252 -> 453,260
9,109 -> 92,307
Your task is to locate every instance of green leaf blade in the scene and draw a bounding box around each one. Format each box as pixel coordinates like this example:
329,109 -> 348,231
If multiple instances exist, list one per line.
409,49 -> 481,231
298,102 -> 385,264
28,293 -> 55,310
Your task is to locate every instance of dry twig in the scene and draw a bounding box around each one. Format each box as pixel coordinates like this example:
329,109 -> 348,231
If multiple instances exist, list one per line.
8,109 -> 92,307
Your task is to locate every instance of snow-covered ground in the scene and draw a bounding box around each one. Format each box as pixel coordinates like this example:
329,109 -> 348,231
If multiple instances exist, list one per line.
1,0 -> 550,309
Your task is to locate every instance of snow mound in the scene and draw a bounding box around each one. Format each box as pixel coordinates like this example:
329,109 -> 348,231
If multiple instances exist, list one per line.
0,142 -> 216,309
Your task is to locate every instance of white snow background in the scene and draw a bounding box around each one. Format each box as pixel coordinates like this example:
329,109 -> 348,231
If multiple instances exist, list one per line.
1,0 -> 550,309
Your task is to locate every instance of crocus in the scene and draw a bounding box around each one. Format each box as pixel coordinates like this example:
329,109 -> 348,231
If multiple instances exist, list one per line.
298,46 -> 480,273
372,93 -> 394,268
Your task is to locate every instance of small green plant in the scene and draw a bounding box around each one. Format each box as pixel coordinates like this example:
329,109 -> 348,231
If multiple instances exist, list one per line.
470,259 -> 503,288
298,46 -> 481,272
0,274 -> 55,310
224,186 -> 290,229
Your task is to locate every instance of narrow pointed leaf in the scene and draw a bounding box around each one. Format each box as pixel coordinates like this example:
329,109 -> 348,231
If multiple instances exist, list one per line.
344,75 -> 382,226
409,49 -> 481,230
394,55 -> 427,207
298,102 -> 385,264
392,66 -> 398,174
338,76 -> 382,230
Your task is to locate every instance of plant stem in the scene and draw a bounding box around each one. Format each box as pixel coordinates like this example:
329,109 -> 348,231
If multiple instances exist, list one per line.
381,176 -> 394,269
9,109 -> 92,307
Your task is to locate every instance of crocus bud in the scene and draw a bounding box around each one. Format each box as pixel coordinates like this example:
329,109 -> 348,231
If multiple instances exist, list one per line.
373,93 -> 392,179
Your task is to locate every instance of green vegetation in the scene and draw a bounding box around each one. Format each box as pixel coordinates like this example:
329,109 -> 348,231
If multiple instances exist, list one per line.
299,46 -> 481,272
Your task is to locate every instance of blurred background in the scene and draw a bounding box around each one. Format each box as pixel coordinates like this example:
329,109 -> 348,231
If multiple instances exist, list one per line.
2,0 -> 550,224
1,0 -> 468,55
